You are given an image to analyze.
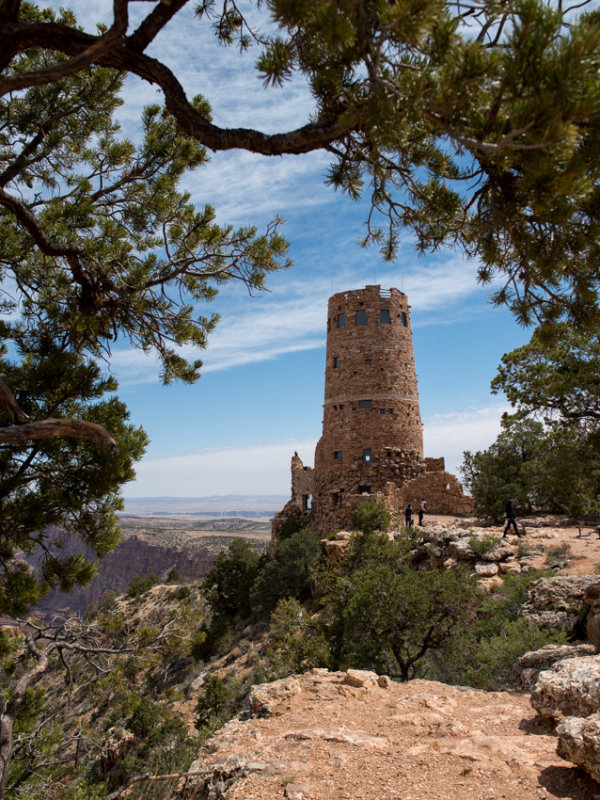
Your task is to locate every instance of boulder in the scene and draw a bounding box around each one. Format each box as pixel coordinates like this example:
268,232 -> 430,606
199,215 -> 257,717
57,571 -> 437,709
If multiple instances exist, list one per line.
530,655 -> 600,721
520,575 -> 599,636
447,538 -> 475,561
516,644 -> 597,691
474,562 -> 499,577
585,582 -> 600,649
324,539 -> 348,563
341,669 -> 379,689
481,540 -> 516,562
248,677 -> 303,717
557,713 -> 600,783
499,559 -> 522,575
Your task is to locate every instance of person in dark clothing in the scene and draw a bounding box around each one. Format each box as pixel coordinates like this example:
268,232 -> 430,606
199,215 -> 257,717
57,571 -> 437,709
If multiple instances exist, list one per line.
503,497 -> 520,537
404,503 -> 413,528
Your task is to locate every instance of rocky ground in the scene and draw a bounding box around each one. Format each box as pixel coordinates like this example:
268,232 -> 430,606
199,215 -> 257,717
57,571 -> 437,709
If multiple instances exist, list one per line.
426,514 -> 600,576
176,669 -> 600,800
170,514 -> 600,800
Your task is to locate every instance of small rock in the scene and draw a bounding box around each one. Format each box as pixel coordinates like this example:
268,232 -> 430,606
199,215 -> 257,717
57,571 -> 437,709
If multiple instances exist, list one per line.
474,562 -> 499,577
285,783 -> 311,800
341,668 -> 379,688
378,675 -> 392,689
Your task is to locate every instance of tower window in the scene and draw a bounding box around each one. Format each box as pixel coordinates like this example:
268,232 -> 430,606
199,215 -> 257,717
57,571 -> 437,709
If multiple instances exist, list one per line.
358,485 -> 372,494
362,449 -> 372,462
401,312 -> 407,326
379,408 -> 385,415
333,450 -> 343,460
359,400 -> 372,409
388,408 -> 393,414
333,356 -> 340,368
365,358 -> 372,365
339,403 -> 345,410
355,310 -> 367,325
337,313 -> 346,328
380,309 -> 391,324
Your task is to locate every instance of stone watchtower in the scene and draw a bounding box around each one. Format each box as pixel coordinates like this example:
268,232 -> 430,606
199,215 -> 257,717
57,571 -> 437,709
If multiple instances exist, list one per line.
271,285 -> 474,542
313,285 -> 426,532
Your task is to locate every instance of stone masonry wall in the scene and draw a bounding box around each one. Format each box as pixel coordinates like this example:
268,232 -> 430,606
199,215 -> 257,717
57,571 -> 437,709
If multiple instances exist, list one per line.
315,285 -> 423,478
271,286 -> 474,542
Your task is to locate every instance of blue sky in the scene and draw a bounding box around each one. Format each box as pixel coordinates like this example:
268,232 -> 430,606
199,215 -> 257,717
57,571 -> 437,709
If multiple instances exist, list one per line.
44,2 -> 532,497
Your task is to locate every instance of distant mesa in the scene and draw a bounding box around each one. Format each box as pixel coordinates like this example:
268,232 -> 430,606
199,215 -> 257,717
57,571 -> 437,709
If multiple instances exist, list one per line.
272,285 -> 474,542
123,495 -> 287,517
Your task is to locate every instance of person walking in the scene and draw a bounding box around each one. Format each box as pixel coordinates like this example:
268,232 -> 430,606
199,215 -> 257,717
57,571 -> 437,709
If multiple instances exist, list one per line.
503,496 -> 520,537
418,498 -> 427,526
404,503 -> 413,528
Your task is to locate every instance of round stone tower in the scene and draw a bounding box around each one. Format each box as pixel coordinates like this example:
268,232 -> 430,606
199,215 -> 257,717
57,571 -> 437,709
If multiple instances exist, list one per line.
313,285 -> 425,532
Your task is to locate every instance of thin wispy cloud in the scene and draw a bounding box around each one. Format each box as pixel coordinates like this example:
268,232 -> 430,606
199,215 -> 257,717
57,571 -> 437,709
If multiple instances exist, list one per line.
424,402 -> 510,476
107,251 -> 490,385
125,402 -> 508,497
127,436 -> 318,496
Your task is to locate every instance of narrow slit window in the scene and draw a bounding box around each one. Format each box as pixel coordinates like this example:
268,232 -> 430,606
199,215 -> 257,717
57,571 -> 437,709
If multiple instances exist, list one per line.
363,449 -> 372,462
337,313 -> 346,328
333,356 -> 340,368
355,309 -> 367,325
380,309 -> 391,324
401,312 -> 407,326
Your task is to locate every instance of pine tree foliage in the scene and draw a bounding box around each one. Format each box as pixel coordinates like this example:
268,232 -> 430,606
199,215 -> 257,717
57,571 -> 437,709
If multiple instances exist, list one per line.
0,6 -> 290,612
1,0 -> 599,327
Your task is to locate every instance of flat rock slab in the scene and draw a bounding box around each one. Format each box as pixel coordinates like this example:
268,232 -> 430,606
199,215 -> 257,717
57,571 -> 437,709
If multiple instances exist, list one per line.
177,670 -> 599,800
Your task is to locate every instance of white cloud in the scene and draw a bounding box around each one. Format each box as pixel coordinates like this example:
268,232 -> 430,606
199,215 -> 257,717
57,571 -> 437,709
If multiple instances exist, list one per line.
423,402 -> 509,477
105,251 -> 486,385
125,437 -> 318,496
125,402 -> 507,496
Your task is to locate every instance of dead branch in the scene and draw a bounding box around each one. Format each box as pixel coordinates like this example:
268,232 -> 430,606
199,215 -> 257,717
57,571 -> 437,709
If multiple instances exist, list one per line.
0,419 -> 118,454
0,375 -> 29,423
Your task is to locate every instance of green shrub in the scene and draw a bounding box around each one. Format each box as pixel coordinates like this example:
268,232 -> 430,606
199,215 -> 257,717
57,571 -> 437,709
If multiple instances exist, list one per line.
126,699 -> 161,737
545,543 -> 572,565
458,618 -> 568,690
126,573 -> 159,598
265,597 -> 331,677
166,567 -> 181,584
251,528 -> 321,614
469,533 -> 499,557
203,539 -> 259,618
170,584 -> 192,601
351,500 -> 391,534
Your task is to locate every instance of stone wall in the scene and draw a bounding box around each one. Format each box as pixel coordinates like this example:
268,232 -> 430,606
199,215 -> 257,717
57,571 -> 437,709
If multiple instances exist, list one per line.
270,453 -> 315,549
387,470 -> 475,516
315,285 -> 423,478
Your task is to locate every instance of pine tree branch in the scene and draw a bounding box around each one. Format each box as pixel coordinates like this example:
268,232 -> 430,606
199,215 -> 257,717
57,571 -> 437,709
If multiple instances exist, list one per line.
0,188 -> 82,257
0,1 -> 129,94
0,419 -> 118,454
